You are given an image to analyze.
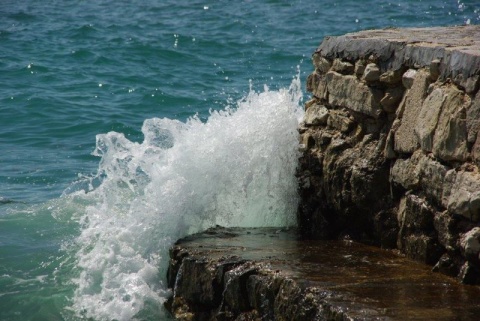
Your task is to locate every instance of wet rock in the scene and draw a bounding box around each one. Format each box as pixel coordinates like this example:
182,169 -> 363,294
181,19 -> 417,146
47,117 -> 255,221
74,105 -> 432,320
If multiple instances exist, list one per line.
167,227 -> 480,320
404,234 -> 443,265
458,261 -> 480,285
434,211 -> 457,251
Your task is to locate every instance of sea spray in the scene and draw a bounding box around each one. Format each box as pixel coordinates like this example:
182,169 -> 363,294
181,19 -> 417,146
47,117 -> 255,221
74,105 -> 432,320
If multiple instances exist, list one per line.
66,76 -> 304,320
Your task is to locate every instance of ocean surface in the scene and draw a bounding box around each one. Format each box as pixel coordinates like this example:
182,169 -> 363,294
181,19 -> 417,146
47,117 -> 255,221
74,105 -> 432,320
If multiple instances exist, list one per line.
1,1 -> 479,320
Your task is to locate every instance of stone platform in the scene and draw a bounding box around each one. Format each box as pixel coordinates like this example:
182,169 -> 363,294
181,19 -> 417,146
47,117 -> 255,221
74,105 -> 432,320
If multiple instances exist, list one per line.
166,227 -> 480,321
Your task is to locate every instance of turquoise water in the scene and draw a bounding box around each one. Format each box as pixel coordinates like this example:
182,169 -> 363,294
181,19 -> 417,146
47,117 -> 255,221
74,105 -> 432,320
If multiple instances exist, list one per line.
1,1 -> 479,320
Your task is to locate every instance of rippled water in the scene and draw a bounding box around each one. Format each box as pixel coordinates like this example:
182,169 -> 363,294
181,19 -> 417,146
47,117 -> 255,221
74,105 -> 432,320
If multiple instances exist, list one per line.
1,0 -> 479,320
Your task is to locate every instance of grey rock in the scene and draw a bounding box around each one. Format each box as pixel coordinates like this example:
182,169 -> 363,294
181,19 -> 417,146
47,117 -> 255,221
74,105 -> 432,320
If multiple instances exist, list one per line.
315,26 -> 480,81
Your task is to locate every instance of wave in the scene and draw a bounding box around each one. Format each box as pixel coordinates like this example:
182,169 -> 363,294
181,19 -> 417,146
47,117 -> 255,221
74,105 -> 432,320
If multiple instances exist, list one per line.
61,74 -> 304,320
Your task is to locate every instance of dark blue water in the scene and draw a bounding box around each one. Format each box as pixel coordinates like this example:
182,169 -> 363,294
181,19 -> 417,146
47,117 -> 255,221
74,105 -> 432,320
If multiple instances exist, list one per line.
1,0 -> 478,320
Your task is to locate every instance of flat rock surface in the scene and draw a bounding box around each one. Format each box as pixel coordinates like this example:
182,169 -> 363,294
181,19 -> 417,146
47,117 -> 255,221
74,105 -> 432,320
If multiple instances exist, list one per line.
316,25 -> 480,79
172,227 -> 480,320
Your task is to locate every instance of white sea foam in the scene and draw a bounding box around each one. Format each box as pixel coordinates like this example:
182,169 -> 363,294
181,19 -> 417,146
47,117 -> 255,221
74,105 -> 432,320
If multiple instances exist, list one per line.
67,76 -> 303,320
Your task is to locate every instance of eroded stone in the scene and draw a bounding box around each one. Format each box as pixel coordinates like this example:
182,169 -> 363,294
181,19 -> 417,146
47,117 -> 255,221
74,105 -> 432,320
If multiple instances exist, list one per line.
394,70 -> 430,154
432,85 -> 469,162
326,71 -> 383,118
304,105 -> 329,126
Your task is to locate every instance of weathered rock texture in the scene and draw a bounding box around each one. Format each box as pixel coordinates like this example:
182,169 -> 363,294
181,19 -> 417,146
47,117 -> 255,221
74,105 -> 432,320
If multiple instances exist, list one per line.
166,227 -> 480,321
299,25 -> 480,284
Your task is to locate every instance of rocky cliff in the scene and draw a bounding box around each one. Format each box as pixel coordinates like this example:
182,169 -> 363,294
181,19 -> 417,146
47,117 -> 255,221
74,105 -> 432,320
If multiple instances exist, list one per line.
298,25 -> 480,284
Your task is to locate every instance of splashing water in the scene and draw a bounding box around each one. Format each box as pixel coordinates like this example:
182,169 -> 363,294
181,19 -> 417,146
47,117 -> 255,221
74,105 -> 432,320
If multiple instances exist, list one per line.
62,76 -> 303,320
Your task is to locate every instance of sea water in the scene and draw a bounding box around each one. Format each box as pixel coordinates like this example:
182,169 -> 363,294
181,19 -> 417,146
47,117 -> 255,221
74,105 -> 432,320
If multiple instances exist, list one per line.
1,1 -> 479,320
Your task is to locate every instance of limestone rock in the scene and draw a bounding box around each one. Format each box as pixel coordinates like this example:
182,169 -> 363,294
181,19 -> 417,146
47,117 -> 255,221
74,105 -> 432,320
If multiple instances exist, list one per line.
312,53 -> 331,74
394,70 -> 430,154
380,69 -> 403,85
326,109 -> 353,133
404,234 -> 443,265
416,154 -> 449,205
434,211 -> 456,251
380,86 -> 404,112
354,59 -> 366,77
402,69 -> 417,89
362,63 -> 381,82
467,91 -> 480,144
432,85 -> 469,162
390,152 -> 421,190
326,71 -> 383,118
458,261 -> 480,285
460,227 -> 480,262
304,105 -> 329,126
331,59 -> 354,75
442,170 -> 480,221
430,59 -> 441,81
414,87 -> 445,152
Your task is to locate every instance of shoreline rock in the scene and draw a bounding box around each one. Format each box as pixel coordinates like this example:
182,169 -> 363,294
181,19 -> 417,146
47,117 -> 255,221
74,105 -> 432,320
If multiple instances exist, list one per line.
166,227 -> 480,320
299,25 -> 480,284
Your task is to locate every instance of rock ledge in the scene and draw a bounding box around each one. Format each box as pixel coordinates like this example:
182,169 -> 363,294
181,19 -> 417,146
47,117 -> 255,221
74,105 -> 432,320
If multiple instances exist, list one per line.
166,227 -> 480,321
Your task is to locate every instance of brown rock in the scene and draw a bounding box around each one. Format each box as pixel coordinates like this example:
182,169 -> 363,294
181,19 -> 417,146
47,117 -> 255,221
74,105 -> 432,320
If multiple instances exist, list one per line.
380,86 -> 404,112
